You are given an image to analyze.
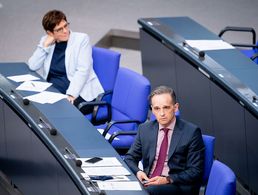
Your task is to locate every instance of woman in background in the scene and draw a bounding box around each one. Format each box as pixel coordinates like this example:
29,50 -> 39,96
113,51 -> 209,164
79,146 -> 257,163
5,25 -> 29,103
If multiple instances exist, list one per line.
28,10 -> 103,114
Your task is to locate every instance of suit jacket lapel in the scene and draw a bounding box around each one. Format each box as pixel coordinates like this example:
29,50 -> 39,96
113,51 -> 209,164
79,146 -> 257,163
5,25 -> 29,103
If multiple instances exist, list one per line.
168,119 -> 183,160
149,122 -> 159,166
65,31 -> 74,68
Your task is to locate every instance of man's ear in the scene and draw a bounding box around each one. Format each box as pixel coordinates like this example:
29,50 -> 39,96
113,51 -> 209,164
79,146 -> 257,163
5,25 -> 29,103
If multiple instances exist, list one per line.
174,103 -> 179,112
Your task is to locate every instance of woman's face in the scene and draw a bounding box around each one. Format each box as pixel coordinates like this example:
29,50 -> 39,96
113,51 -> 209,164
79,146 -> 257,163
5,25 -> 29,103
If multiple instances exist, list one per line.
50,19 -> 70,42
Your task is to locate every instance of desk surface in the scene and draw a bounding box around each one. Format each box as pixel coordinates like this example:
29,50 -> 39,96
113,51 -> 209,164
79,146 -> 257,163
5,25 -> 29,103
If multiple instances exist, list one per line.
0,62 -> 147,195
0,63 -> 112,153
138,17 -> 258,117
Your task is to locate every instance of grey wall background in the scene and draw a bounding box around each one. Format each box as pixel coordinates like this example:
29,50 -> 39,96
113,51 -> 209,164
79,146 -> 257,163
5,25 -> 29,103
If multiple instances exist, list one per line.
1,0 -> 258,72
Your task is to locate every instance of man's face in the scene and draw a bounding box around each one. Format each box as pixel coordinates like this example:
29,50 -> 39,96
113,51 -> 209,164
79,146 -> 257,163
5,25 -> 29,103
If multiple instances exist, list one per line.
151,93 -> 179,127
49,19 -> 70,42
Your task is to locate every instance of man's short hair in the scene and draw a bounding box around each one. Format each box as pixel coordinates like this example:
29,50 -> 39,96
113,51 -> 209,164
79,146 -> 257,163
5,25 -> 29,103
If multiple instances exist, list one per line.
42,10 -> 67,32
149,85 -> 177,105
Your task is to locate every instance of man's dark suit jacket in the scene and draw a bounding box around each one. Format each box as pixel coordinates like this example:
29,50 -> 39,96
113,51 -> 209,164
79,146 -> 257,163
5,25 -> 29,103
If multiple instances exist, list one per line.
124,117 -> 205,194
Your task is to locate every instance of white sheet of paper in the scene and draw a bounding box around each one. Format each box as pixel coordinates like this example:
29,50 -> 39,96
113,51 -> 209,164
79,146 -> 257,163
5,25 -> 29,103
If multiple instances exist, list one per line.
103,176 -> 130,182
79,157 -> 122,167
82,166 -> 131,176
80,173 -> 129,182
80,173 -> 90,180
24,91 -> 67,104
16,81 -> 52,92
97,181 -> 142,191
7,74 -> 40,82
185,40 -> 234,51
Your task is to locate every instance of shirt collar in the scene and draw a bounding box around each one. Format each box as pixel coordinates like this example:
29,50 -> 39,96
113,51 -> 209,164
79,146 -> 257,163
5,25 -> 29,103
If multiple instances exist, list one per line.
159,118 -> 176,131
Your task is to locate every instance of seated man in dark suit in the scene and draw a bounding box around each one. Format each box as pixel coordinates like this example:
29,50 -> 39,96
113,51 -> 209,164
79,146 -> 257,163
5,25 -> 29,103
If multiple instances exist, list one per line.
124,86 -> 205,195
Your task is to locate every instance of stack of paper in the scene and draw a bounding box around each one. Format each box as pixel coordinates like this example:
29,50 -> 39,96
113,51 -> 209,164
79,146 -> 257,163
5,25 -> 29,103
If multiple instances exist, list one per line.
82,166 -> 130,176
97,181 -> 142,191
79,157 -> 130,176
78,157 -> 142,191
7,74 -> 66,104
81,157 -> 122,167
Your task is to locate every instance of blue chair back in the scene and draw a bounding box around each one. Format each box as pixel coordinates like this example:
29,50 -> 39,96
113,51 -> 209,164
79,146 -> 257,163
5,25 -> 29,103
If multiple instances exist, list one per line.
202,135 -> 215,185
111,68 -> 150,124
96,67 -> 151,149
84,47 -> 120,122
92,46 -> 120,102
205,160 -> 236,195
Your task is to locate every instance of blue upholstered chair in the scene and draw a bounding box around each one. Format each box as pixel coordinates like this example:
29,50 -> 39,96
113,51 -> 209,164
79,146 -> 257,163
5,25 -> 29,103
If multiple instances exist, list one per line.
205,160 -> 236,195
78,46 -> 120,124
202,135 -> 215,185
84,67 -> 151,153
219,26 -> 258,64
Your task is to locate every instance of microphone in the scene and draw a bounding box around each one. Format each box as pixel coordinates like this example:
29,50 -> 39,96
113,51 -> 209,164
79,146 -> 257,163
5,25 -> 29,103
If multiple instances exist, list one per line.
64,147 -> 82,167
23,98 -> 30,105
10,89 -> 30,105
50,128 -> 57,136
39,117 -> 57,136
199,50 -> 205,58
76,159 -> 82,167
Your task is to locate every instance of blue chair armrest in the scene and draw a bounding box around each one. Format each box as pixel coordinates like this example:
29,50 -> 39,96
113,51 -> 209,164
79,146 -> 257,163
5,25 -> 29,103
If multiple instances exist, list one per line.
92,90 -> 113,122
251,53 -> 258,60
102,120 -> 141,137
108,130 -> 137,143
78,101 -> 112,123
95,90 -> 113,101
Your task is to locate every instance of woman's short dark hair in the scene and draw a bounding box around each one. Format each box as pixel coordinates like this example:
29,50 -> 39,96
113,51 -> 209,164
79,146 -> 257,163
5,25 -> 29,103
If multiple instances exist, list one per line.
42,10 -> 67,32
149,85 -> 177,105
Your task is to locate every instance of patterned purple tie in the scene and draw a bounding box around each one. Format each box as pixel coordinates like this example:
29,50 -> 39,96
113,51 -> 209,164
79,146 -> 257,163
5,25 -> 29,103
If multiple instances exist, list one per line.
151,128 -> 169,178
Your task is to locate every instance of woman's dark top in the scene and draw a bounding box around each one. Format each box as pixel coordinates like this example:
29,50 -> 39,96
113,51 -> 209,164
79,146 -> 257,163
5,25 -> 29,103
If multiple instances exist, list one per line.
47,41 -> 70,94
